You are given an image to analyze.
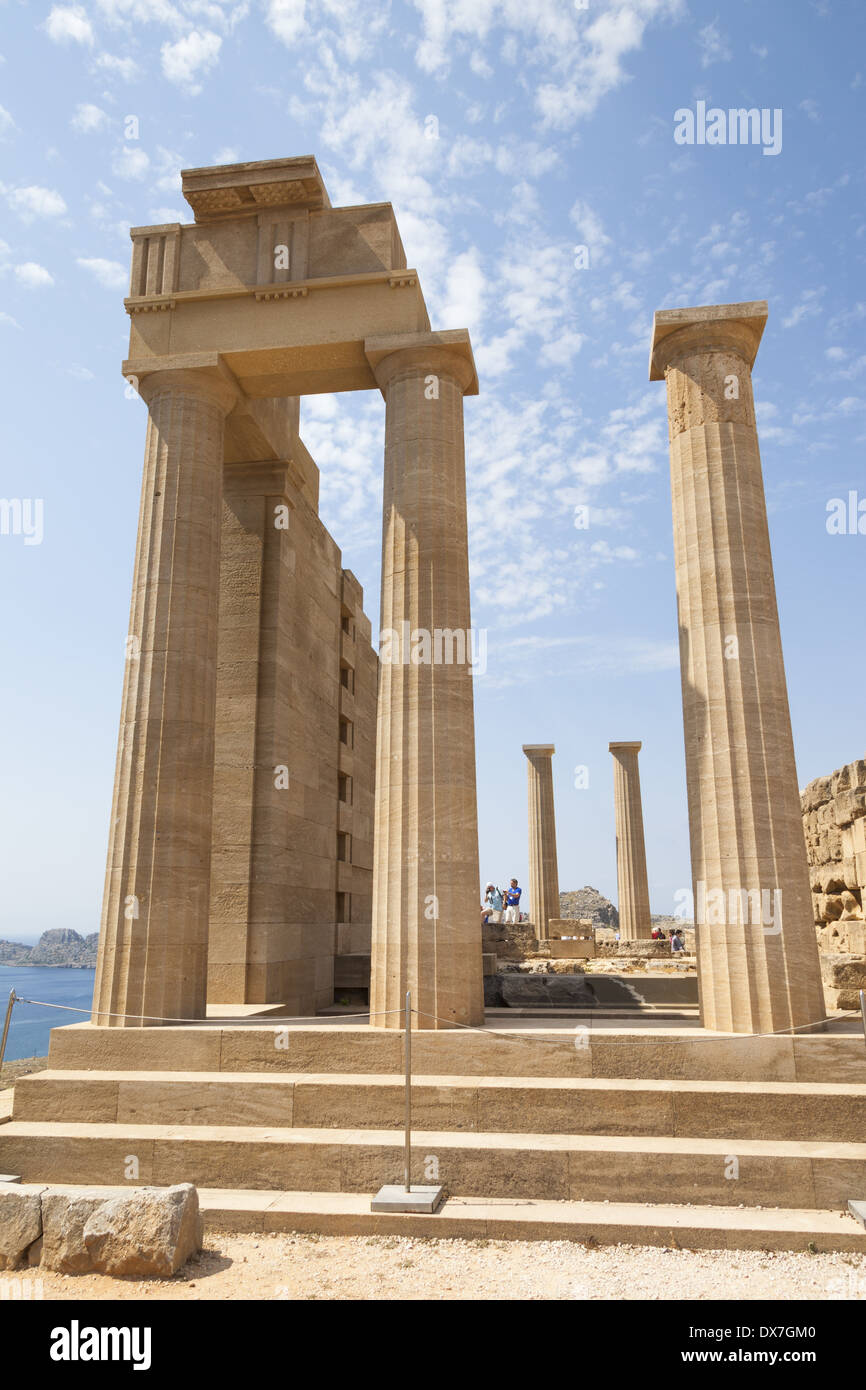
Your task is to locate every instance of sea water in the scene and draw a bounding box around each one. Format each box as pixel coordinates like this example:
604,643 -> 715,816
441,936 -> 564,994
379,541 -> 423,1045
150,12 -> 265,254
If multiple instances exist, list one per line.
0,965 -> 96,1061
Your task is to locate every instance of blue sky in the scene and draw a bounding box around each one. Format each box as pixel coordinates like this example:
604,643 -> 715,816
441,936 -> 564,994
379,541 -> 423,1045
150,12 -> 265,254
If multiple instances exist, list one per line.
1,0 -> 864,941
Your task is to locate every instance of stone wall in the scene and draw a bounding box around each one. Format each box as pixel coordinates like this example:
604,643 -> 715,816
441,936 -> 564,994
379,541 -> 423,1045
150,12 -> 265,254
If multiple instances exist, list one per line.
207,453 -> 376,1014
801,755 -> 866,955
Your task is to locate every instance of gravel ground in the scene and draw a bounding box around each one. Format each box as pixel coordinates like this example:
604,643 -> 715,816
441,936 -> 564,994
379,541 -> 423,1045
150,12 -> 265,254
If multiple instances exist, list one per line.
6,1233 -> 866,1301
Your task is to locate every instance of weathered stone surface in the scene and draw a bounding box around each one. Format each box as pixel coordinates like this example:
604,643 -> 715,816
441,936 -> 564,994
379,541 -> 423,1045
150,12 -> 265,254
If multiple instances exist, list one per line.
651,301 -> 825,1034
0,1188 -> 42,1270
40,1183 -> 201,1275
41,1191 -> 108,1273
82,1183 -> 202,1276
500,973 -> 596,1007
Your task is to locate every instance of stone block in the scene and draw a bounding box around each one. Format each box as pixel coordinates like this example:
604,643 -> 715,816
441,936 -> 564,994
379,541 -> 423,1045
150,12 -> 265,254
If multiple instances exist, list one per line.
0,1187 -> 43,1270
81,1183 -> 202,1276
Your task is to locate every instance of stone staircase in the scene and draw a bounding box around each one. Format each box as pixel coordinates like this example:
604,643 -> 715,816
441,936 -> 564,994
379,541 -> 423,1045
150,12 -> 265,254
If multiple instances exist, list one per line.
2,1020 -> 866,1251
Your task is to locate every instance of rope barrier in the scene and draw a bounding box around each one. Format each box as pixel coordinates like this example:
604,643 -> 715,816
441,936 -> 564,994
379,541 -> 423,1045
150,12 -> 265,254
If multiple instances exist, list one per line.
410,1005 -> 863,1043
10,997 -> 402,1026
2,990 -> 861,1043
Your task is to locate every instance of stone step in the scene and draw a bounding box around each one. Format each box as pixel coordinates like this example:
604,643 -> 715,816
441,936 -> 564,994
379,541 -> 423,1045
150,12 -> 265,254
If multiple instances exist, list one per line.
194,1188 -> 866,1253
13,1069 -> 866,1143
45,1021 -> 866,1083
1,1121 -> 863,1209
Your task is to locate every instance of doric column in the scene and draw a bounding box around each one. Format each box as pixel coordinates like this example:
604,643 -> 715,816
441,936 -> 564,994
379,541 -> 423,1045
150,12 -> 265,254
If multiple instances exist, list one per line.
523,744 -> 560,940
650,302 -> 824,1033
366,330 -> 483,1029
609,741 -> 652,941
92,365 -> 237,1026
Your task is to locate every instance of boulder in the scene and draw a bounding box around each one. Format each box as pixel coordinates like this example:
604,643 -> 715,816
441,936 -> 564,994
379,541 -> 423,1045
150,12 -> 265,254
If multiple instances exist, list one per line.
40,1183 -> 202,1276
0,1187 -> 43,1271
41,1190 -> 112,1273
82,1184 -> 201,1276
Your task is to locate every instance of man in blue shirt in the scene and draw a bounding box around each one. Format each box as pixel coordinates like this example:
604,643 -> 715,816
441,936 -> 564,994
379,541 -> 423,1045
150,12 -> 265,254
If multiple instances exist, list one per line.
504,879 -> 522,924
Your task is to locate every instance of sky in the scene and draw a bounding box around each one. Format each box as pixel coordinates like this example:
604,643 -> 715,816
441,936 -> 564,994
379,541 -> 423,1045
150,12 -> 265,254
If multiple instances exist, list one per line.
0,0 -> 864,942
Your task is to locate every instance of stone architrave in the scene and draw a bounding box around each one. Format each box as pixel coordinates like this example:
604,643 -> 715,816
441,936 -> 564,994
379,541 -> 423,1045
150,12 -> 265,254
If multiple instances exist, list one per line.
608,741 -> 652,941
650,301 -> 825,1034
523,744 -> 560,941
366,331 -> 483,1030
92,367 -> 237,1027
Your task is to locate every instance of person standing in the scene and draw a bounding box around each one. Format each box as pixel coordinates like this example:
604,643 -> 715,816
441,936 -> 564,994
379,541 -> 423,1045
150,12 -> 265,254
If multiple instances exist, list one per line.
503,878 -> 522,924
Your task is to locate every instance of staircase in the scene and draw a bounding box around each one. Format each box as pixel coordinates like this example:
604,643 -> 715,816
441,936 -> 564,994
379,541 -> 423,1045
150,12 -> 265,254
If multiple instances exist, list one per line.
2,1020 -> 866,1251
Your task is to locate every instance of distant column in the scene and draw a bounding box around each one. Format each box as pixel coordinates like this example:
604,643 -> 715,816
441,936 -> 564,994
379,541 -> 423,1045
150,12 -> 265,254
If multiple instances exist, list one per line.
523,745 -> 560,941
650,300 -> 825,1033
93,366 -> 237,1026
609,742 -> 652,941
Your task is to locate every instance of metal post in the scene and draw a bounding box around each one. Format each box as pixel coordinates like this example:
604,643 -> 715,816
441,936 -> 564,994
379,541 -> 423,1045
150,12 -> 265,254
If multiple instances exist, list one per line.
403,988 -> 411,1192
369,984 -> 444,1214
0,990 -> 16,1077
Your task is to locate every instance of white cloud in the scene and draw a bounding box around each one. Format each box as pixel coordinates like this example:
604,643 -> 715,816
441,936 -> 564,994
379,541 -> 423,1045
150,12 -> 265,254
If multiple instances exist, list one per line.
0,310 -> 21,328
43,4 -> 95,44
77,256 -> 128,289
14,262 -> 55,288
7,185 -> 67,219
697,19 -> 731,67
570,198 -> 612,264
71,102 -> 108,133
149,205 -> 184,222
782,287 -> 824,330
0,105 -> 16,137
112,145 -> 150,179
161,29 -> 221,92
440,248 -> 486,333
265,0 -> 306,45
95,53 -> 140,80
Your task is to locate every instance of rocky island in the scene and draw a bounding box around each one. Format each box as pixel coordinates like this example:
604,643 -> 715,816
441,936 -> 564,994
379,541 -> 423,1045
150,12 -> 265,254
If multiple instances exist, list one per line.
0,928 -> 98,968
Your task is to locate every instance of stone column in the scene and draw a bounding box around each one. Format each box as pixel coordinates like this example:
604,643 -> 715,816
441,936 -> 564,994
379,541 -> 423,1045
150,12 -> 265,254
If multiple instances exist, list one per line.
523,744 -> 560,940
366,330 -> 483,1029
650,302 -> 825,1033
609,742 -> 652,941
92,366 -> 237,1026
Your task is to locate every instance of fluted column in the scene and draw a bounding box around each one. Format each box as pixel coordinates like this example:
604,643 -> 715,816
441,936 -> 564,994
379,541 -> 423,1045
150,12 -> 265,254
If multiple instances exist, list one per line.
367,331 -> 483,1029
93,366 -> 237,1026
650,301 -> 824,1033
609,741 -> 652,940
523,744 -> 560,940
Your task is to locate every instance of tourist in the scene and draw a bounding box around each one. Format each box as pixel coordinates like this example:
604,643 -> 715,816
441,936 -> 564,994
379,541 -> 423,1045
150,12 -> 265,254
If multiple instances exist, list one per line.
503,878 -> 522,923
484,883 -> 504,924
671,929 -> 685,953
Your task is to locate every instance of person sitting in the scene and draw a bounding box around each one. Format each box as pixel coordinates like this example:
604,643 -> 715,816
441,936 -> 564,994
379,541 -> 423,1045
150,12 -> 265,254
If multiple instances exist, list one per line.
671,929 -> 685,953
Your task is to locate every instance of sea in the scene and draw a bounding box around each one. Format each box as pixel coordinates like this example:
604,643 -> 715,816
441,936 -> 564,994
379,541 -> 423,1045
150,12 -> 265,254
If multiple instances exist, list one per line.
0,965 -> 96,1062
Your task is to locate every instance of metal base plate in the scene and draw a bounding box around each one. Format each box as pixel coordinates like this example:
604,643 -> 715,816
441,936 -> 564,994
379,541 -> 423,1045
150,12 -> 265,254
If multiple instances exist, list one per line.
371,1184 -> 445,1214
848,1200 -> 866,1230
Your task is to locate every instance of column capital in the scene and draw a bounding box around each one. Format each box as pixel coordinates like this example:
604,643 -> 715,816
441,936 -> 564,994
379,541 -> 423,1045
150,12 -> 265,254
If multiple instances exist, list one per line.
126,357 -> 240,415
649,301 -> 767,381
609,741 -> 642,753
364,329 -> 478,396
523,743 -> 555,758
